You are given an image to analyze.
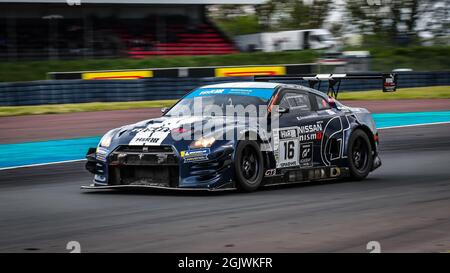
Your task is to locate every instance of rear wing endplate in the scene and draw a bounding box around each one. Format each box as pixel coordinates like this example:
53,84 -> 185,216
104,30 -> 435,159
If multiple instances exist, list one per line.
254,73 -> 397,98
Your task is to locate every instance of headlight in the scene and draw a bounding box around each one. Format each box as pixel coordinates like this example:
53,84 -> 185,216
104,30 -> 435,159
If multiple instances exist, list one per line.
99,130 -> 116,148
190,136 -> 216,148
100,135 -> 113,148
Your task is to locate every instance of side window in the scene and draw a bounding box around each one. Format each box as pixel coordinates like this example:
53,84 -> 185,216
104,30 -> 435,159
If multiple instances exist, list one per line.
309,34 -> 320,43
279,92 -> 311,111
314,95 -> 331,110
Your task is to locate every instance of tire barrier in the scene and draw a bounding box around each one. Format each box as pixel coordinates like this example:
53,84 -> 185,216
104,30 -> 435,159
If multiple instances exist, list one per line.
0,71 -> 449,106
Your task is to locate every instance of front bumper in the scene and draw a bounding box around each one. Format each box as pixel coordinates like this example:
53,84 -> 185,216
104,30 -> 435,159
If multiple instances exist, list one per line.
84,144 -> 235,190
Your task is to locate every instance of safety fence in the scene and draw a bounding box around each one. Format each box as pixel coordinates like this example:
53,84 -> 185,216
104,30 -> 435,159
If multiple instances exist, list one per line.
0,71 -> 449,106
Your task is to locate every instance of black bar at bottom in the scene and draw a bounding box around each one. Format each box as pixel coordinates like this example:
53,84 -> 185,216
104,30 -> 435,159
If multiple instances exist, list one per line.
0,253 -> 444,273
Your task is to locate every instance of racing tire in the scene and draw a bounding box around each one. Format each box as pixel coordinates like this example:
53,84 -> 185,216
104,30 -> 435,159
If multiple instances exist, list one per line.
234,140 -> 264,192
348,129 -> 373,181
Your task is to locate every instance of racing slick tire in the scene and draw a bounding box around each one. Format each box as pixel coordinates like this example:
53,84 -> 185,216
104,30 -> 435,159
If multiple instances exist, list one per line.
348,129 -> 373,181
234,140 -> 264,192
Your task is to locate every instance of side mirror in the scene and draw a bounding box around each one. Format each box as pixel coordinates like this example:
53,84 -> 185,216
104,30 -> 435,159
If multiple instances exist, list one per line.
277,107 -> 289,114
161,107 -> 168,114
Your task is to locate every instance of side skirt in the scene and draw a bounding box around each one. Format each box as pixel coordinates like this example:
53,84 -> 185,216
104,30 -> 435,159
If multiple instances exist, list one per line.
263,166 -> 350,186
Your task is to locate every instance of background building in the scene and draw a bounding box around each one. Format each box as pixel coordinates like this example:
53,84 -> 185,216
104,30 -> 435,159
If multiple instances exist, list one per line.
0,0 -> 264,60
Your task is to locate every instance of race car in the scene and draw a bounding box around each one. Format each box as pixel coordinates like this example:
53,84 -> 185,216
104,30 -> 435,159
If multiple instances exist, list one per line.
83,73 -> 397,192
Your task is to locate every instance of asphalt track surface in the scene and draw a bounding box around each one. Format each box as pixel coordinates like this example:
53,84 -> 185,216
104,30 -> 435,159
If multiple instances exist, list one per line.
0,124 -> 449,253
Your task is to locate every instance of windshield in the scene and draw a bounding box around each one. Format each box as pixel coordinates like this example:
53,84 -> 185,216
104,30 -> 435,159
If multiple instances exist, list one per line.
166,87 -> 275,117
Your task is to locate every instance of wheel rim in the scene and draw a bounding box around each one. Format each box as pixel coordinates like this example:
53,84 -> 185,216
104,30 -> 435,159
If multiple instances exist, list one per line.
241,146 -> 259,182
352,137 -> 369,171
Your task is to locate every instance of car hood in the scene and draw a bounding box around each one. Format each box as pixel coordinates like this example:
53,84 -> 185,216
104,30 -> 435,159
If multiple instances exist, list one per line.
108,115 -> 260,148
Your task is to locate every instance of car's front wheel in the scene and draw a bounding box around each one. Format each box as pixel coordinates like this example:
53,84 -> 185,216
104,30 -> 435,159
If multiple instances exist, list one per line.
234,140 -> 264,192
348,129 -> 373,180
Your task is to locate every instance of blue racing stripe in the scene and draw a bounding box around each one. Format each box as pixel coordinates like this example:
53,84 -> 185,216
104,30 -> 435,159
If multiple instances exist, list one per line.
1,111 -> 449,169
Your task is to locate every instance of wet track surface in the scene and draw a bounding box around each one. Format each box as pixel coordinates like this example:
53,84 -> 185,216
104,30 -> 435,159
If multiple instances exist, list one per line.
0,124 -> 449,252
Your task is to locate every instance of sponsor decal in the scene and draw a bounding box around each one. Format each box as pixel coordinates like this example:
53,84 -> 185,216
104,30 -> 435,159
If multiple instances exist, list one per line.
132,137 -> 159,144
181,148 -> 210,162
320,116 -> 350,166
129,117 -> 202,146
274,122 -> 324,168
131,127 -> 171,133
129,126 -> 171,146
264,169 -> 277,177
82,70 -> 153,80
199,89 -> 224,96
185,87 -> 275,100
298,121 -> 323,142
279,128 -> 298,139
274,127 -> 300,168
215,66 -> 286,77
95,147 -> 108,162
299,131 -> 322,142
298,123 -> 323,133
299,142 -> 313,167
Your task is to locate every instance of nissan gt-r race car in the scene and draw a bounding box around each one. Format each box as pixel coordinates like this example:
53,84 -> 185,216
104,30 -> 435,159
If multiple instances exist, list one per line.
83,73 -> 397,192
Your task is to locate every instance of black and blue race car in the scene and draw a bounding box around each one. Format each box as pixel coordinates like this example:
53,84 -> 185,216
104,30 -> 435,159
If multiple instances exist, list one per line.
83,74 -> 397,192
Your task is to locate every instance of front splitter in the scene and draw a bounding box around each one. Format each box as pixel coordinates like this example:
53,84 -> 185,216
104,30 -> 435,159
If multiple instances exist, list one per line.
81,184 -> 236,191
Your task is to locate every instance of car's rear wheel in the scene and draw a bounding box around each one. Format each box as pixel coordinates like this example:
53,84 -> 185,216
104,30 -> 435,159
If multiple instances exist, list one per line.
234,140 -> 264,192
348,129 -> 373,180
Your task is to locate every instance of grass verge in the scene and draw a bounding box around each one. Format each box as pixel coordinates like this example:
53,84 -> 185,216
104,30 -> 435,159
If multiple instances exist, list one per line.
0,100 -> 177,117
0,86 -> 449,117
338,86 -> 450,100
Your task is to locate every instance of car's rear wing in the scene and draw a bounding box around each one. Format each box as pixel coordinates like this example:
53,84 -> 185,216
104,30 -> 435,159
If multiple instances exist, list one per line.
254,73 -> 397,98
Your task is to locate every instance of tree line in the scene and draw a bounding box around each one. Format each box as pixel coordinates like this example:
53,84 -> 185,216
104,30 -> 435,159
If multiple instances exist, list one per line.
209,0 -> 449,45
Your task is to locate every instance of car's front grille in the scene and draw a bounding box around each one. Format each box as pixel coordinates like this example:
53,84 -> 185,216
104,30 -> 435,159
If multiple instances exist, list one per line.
109,145 -> 178,166
115,145 -> 173,153
107,145 -> 179,187
109,165 -> 179,187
